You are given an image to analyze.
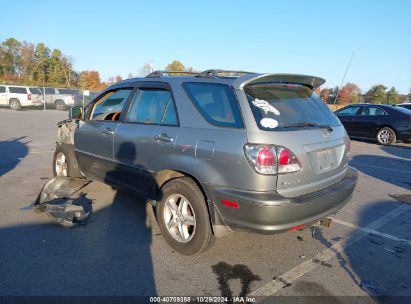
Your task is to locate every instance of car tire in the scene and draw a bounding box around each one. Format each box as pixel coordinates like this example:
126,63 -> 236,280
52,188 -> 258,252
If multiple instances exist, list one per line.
156,177 -> 214,255
376,127 -> 396,145
55,100 -> 67,111
9,99 -> 22,111
53,143 -> 82,177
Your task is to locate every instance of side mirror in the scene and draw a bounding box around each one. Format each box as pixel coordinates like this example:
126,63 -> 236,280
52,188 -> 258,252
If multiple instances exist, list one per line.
69,106 -> 84,120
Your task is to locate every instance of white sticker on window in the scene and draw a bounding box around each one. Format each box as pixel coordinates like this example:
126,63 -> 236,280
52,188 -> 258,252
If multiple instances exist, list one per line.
260,118 -> 278,129
252,98 -> 280,115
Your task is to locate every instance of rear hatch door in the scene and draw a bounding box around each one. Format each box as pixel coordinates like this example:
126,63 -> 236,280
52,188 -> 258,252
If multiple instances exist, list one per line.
241,75 -> 350,197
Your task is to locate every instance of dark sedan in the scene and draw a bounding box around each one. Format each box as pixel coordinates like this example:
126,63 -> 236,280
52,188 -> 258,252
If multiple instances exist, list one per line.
335,104 -> 411,145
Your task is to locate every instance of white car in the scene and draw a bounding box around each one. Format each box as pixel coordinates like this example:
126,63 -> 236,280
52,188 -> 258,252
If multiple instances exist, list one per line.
0,85 -> 44,110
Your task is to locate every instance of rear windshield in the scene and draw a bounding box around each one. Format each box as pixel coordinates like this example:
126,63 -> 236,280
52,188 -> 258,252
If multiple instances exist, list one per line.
395,106 -> 411,114
9,87 -> 27,94
29,88 -> 42,94
244,83 -> 340,130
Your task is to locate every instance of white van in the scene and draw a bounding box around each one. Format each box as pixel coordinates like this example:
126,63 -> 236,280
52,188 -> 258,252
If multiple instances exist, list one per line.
0,85 -> 44,110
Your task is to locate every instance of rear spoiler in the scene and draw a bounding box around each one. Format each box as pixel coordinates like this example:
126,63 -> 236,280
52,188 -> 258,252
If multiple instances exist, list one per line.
234,73 -> 326,90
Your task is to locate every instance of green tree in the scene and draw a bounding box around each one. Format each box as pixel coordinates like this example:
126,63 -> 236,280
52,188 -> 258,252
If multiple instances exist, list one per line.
32,43 -> 50,85
48,49 -> 64,86
386,87 -> 399,104
1,38 -> 22,76
166,60 -> 185,75
365,85 -> 387,104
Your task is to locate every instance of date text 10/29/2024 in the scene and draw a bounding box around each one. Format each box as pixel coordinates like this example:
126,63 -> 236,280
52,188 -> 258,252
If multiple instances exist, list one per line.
150,296 -> 257,303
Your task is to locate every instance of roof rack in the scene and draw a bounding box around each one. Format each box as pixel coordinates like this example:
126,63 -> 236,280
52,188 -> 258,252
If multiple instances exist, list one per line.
196,69 -> 254,77
146,70 -> 199,78
146,69 -> 255,78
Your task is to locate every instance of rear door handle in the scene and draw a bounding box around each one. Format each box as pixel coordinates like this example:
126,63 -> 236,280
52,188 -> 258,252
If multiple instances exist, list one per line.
101,127 -> 114,135
154,133 -> 173,142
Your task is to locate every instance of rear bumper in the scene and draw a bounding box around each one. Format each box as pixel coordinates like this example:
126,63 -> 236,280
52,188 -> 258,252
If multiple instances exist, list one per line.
207,167 -> 358,234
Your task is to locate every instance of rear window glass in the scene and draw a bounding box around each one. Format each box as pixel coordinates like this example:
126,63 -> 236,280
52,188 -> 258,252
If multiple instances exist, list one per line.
44,88 -> 55,94
0,86 -> 5,93
398,104 -> 411,110
183,83 -> 243,128
395,106 -> 411,114
58,88 -> 80,95
29,88 -> 42,94
244,83 -> 340,130
9,87 -> 27,94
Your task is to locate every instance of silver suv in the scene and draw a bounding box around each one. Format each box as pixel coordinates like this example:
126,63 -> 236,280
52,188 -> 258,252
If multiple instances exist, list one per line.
0,85 -> 44,110
42,87 -> 80,110
53,70 -> 358,255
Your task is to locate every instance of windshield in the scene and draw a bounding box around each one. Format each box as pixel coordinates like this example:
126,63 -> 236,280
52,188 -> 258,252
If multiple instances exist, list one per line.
244,83 -> 341,131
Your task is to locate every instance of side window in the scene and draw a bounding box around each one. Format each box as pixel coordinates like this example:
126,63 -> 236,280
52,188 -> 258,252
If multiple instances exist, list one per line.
362,106 -> 386,116
9,87 -> 27,94
337,106 -> 361,116
161,100 -> 178,125
90,88 -> 133,121
125,89 -> 178,126
45,88 -> 55,94
0,86 -> 5,93
183,82 -> 243,128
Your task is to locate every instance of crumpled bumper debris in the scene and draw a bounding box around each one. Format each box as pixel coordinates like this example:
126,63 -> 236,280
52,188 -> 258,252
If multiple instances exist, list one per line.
35,177 -> 92,226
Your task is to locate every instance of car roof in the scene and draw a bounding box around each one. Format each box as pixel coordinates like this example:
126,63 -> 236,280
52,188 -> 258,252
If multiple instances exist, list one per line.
116,70 -> 326,90
2,85 -> 29,88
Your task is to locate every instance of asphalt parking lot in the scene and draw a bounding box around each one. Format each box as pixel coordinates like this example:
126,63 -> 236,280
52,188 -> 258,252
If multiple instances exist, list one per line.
0,109 -> 410,302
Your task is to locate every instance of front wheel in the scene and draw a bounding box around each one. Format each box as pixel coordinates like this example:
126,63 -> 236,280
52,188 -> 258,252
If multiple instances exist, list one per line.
156,177 -> 214,255
376,127 -> 396,145
53,143 -> 82,177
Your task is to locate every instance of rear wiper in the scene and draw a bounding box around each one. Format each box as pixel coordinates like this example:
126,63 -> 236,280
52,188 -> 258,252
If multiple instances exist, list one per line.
284,122 -> 333,133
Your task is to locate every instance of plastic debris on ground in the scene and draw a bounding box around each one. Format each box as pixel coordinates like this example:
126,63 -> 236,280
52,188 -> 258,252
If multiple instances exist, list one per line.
34,177 -> 92,227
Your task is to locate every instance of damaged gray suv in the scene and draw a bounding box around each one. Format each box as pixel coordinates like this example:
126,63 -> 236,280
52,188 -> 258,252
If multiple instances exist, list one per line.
53,70 -> 358,255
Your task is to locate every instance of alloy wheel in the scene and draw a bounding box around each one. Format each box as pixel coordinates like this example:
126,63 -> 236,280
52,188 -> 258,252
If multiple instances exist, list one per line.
163,194 -> 196,243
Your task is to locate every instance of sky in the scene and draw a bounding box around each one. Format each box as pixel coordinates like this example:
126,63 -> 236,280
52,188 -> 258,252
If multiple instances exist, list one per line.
1,0 -> 410,93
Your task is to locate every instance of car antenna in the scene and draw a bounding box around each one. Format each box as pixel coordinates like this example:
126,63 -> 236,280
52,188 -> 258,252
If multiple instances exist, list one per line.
334,51 -> 355,104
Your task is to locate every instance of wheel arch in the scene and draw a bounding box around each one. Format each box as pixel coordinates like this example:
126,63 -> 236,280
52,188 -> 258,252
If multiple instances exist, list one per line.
153,169 -> 231,237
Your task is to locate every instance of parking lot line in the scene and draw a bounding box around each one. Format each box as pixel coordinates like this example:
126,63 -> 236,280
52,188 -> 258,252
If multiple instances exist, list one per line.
350,161 -> 411,174
330,217 -> 411,246
250,204 -> 411,297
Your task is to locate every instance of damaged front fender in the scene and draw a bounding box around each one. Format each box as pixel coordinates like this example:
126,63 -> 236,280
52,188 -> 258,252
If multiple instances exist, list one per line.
56,119 -> 77,145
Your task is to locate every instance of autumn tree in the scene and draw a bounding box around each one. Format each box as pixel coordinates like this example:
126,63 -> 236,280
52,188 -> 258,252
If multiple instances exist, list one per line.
319,88 -> 330,103
338,83 -> 362,104
20,41 -> 35,83
77,70 -> 102,90
166,60 -> 185,75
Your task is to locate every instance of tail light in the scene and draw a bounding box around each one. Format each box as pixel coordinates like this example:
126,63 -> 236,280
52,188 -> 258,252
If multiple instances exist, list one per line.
277,147 -> 301,173
244,144 -> 301,175
27,94 -> 32,100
